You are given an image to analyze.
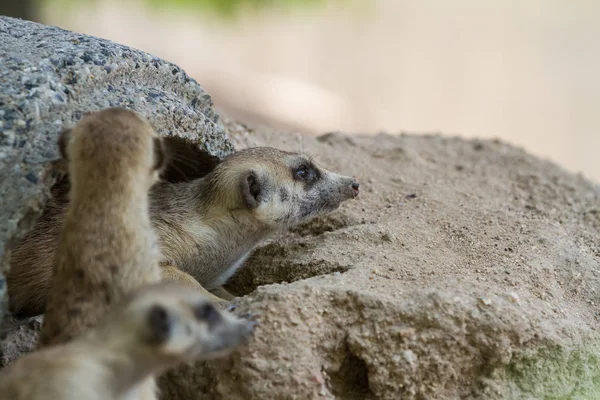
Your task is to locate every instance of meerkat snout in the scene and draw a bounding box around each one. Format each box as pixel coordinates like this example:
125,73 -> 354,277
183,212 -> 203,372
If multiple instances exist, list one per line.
351,181 -> 360,196
330,175 -> 360,200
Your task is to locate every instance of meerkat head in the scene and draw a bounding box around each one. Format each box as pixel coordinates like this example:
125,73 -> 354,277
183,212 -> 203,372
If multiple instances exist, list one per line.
115,283 -> 257,366
58,108 -> 168,192
207,147 -> 359,227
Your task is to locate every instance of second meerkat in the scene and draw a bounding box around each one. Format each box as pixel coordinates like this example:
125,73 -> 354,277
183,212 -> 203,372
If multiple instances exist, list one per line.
36,108 -> 170,400
0,282 -> 257,400
8,139 -> 360,316
37,108 -> 166,348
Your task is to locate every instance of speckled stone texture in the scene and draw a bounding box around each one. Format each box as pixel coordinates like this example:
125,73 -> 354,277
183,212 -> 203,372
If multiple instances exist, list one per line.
0,16 -> 234,333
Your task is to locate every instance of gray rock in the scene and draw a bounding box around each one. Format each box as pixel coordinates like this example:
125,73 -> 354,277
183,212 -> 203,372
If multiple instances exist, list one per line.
0,316 -> 42,368
0,16 -> 234,331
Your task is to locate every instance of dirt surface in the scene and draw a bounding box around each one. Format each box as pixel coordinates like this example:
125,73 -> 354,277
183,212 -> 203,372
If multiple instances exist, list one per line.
161,118 -> 600,399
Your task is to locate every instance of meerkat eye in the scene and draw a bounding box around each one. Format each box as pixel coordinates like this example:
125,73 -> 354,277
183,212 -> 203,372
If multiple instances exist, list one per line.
147,305 -> 172,344
294,165 -> 310,180
194,303 -> 221,330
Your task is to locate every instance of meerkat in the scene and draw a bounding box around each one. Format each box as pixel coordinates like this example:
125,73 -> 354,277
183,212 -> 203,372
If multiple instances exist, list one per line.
37,107 -> 168,348
33,107 -> 176,400
0,282 -> 258,400
8,143 -> 360,317
151,146 -> 360,299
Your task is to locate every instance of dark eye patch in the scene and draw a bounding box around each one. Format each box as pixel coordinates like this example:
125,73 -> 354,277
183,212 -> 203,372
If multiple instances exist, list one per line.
147,304 -> 171,345
292,162 -> 319,182
194,302 -> 221,330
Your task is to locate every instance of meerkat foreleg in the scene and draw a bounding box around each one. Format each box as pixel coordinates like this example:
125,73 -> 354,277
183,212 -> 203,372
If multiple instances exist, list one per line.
159,261 -> 228,304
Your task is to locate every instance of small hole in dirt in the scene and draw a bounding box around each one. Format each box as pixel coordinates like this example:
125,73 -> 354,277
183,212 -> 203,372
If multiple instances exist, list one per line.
224,241 -> 351,297
328,342 -> 373,399
224,211 -> 358,296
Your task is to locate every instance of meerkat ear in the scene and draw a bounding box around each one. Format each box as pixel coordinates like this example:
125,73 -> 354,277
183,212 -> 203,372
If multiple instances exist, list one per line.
146,304 -> 172,345
57,128 -> 72,160
152,137 -> 168,173
241,171 -> 261,209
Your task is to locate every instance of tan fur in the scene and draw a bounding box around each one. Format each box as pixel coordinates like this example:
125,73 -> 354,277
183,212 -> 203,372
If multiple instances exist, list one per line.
8,145 -> 359,317
36,108 -> 167,399
151,147 -> 359,291
159,260 -> 225,304
0,282 -> 257,400
38,107 -> 163,346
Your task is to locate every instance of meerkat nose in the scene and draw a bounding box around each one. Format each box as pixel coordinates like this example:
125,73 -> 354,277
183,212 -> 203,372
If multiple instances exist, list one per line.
351,181 -> 360,195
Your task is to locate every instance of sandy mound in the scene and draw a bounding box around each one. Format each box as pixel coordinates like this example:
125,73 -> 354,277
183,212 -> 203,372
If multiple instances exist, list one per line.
160,119 -> 600,399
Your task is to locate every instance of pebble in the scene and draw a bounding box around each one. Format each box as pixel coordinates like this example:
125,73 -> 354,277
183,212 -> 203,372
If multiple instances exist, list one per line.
478,297 -> 492,306
403,349 -> 417,364
505,292 -> 520,303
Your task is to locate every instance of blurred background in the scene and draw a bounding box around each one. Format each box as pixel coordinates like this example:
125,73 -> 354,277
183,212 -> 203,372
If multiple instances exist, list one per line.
3,0 -> 599,183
